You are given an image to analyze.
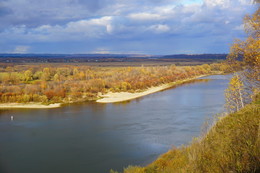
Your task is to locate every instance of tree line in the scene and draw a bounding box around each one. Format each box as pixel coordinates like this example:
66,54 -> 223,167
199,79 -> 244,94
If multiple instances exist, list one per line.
0,63 -> 227,104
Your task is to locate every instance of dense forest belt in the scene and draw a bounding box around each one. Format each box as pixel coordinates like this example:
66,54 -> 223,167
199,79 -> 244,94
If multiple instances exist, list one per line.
0,63 -> 227,108
116,94 -> 260,173
97,75 -> 208,103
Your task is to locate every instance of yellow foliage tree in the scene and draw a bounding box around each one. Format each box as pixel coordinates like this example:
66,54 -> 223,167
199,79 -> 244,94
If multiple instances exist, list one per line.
225,74 -> 246,113
227,4 -> 260,107
41,68 -> 51,81
227,5 -> 259,70
24,70 -> 33,82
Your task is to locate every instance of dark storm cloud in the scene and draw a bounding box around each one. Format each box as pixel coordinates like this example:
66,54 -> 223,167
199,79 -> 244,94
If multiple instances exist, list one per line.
0,0 -> 180,27
0,0 -> 103,27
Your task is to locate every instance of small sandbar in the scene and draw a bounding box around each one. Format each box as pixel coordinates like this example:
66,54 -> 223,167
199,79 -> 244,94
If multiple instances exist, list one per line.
0,103 -> 61,109
97,75 -> 207,103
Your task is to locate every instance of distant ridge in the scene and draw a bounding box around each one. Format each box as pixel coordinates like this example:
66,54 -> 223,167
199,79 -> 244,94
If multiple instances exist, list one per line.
0,53 -> 227,63
0,53 -> 227,59
163,54 -> 227,59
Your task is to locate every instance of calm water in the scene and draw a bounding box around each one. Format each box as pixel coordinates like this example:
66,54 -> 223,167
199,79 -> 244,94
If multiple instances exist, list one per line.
0,75 -> 231,173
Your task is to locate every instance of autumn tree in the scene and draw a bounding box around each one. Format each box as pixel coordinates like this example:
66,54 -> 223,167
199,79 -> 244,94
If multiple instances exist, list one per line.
227,4 -> 259,75
33,71 -> 43,80
9,73 -> 21,84
24,70 -> 33,82
225,74 -> 248,113
41,68 -> 51,81
226,3 -> 260,109
53,73 -> 60,82
73,68 -> 79,76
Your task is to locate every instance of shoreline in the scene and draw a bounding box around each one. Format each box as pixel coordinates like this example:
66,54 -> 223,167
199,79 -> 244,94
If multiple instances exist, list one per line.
97,74 -> 208,103
0,103 -> 61,109
0,73 -> 221,108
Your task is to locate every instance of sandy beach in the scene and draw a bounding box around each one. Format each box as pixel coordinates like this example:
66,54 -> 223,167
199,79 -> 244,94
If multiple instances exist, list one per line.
97,75 -> 207,103
0,103 -> 61,109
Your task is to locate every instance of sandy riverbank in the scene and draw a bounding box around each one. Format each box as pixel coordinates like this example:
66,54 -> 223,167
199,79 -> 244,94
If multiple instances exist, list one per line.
0,103 -> 61,109
0,75 -> 212,107
97,75 -> 207,103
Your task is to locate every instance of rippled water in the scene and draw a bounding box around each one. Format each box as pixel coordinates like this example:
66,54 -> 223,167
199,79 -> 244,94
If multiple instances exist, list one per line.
0,75 -> 231,173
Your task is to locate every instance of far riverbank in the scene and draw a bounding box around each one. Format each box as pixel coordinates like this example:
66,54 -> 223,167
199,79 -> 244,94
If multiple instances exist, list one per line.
0,73 -> 222,108
97,74 -> 210,103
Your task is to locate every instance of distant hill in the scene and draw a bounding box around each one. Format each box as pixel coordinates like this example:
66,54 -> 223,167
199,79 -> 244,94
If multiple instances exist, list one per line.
0,53 -> 227,63
162,54 -> 227,59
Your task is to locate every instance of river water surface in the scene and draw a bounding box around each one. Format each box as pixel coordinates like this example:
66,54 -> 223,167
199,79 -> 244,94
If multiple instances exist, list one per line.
0,75 -> 231,173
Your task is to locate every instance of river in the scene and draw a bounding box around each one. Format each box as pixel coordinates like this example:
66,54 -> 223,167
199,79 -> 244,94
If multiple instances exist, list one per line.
0,75 -> 231,173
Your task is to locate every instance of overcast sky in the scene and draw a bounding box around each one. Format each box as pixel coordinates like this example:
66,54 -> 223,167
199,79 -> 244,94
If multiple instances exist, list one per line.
0,0 -> 256,54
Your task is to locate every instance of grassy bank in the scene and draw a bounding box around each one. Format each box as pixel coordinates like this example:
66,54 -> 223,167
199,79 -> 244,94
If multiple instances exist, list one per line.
114,94 -> 260,173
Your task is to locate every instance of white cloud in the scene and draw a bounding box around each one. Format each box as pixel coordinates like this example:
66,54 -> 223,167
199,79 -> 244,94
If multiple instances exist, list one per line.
106,24 -> 114,34
204,0 -> 230,8
6,16 -> 115,42
225,21 -> 230,24
87,16 -> 113,25
92,48 -> 111,54
203,0 -> 253,8
13,46 -> 30,53
149,24 -> 170,33
233,24 -> 244,31
64,16 -> 112,34
128,12 -> 165,21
